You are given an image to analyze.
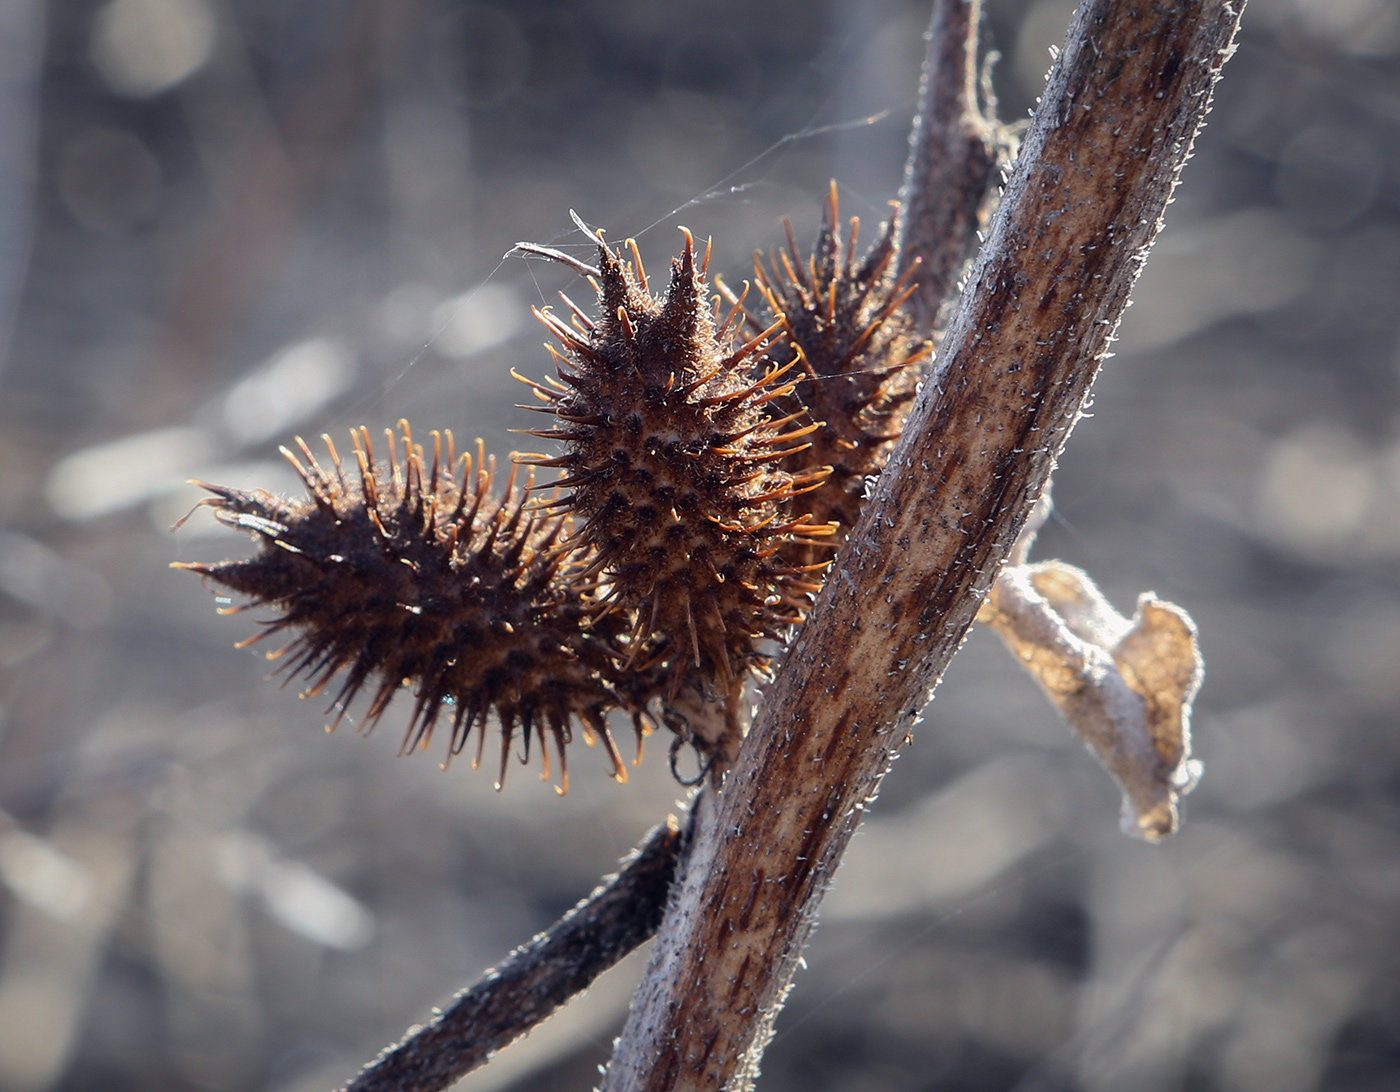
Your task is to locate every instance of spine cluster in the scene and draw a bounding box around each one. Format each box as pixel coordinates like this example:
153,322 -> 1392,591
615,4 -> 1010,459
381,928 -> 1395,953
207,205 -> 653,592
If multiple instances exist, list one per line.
746,184 -> 931,563
181,189 -> 931,788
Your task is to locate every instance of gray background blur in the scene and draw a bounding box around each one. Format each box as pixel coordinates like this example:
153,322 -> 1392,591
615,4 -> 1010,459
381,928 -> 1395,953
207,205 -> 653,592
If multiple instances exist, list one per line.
0,0 -> 1398,1089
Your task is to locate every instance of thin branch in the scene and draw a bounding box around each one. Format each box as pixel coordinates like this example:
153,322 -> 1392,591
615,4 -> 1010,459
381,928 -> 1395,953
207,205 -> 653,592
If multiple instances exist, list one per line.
600,3 -> 1245,1090
896,0 -> 1008,338
342,817 -> 683,1092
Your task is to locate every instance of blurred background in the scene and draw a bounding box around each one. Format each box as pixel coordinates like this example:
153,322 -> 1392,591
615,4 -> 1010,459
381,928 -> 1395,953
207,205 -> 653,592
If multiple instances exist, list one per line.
0,0 -> 1397,1089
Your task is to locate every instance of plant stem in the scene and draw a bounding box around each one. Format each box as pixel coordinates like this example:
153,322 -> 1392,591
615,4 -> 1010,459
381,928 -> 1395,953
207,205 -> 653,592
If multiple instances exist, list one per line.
341,818 -> 682,1092
599,3 -> 1245,1089
896,0 -> 1007,338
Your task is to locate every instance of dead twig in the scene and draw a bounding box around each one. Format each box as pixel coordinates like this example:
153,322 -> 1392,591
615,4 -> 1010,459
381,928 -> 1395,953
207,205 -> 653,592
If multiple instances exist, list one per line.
896,0 -> 1010,338
341,817 -> 683,1092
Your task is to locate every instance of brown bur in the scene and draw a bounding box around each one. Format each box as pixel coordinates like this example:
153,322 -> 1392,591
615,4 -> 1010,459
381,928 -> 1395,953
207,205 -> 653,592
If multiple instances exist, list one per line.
516,226 -> 833,764
176,423 -> 647,793
743,184 -> 933,569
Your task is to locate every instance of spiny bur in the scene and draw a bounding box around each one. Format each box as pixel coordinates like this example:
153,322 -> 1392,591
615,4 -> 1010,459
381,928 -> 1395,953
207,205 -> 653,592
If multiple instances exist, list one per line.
175,422 -> 647,793
743,183 -> 932,565
515,223 -> 832,758
180,197 -> 929,786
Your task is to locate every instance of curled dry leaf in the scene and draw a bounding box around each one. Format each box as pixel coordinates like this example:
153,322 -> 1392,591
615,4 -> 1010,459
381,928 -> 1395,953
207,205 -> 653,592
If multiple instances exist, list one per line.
978,560 -> 1203,841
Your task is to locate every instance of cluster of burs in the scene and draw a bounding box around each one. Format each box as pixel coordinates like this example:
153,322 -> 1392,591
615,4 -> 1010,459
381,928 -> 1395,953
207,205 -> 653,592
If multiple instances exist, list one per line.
180,188 -> 932,791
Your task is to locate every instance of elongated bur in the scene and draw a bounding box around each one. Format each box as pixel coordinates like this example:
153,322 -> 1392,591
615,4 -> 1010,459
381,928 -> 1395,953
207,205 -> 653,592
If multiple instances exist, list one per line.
176,422 -> 648,792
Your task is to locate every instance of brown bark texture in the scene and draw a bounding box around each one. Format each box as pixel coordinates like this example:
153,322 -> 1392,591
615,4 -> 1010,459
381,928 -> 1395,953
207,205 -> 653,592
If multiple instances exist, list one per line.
340,818 -> 681,1092
599,3 -> 1245,1090
896,0 -> 1007,337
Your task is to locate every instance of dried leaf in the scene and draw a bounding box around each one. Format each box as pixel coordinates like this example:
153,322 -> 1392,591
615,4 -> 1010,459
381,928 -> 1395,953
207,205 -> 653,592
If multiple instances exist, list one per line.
979,560 -> 1203,840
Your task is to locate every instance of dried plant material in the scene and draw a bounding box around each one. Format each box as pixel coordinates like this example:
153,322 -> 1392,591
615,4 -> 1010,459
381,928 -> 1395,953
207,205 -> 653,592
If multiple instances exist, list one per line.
741,182 -> 931,567
343,817 -> 683,1092
516,222 -> 832,760
162,0 -> 1239,1084
176,422 -> 648,792
895,0 -> 1013,336
978,560 -> 1203,840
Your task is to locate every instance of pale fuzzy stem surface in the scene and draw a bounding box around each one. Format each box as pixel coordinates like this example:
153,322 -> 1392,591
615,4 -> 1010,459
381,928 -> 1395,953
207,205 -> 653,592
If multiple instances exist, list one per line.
600,3 -> 1245,1090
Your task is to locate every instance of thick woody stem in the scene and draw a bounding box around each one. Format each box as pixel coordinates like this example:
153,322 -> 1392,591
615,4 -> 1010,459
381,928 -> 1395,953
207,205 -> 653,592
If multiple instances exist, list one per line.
896,0 -> 1007,338
341,818 -> 682,1092
600,3 -> 1245,1090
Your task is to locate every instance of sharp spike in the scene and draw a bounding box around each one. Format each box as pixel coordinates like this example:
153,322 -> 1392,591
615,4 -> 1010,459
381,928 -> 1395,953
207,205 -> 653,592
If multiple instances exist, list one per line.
569,209 -> 606,248
554,727 -> 570,795
558,291 -> 595,330
781,218 -> 806,289
626,238 -> 649,293
683,589 -> 702,669
716,279 -> 751,339
318,434 -> 348,494
719,318 -> 784,370
512,368 -> 562,401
